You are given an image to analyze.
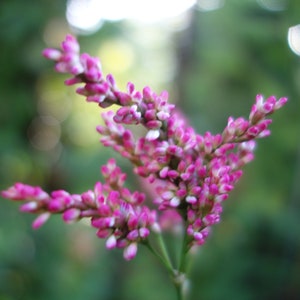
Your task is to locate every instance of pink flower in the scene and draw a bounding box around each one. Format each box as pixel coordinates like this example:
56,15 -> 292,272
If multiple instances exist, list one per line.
63,208 -> 81,223
32,213 -> 51,229
123,243 -> 138,261
1,35 -> 288,259
1,159 -> 157,259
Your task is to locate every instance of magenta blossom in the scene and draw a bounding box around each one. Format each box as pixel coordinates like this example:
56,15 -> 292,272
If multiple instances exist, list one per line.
2,35 -> 287,266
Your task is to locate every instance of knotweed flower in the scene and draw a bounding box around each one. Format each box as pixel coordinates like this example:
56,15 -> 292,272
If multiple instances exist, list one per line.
1,34 -> 287,298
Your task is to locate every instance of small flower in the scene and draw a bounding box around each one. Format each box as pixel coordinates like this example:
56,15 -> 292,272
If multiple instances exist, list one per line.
62,208 -> 81,223
32,212 -> 51,229
106,235 -> 117,249
146,129 -> 160,141
123,242 -> 138,261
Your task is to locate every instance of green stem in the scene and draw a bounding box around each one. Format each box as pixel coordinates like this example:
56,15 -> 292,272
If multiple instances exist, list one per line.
178,231 -> 190,273
143,235 -> 174,274
174,229 -> 192,300
143,232 -> 188,300
143,229 -> 192,300
156,230 -> 174,271
173,270 -> 187,300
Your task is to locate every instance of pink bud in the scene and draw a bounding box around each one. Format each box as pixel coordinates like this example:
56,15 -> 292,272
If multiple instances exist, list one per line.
127,82 -> 135,94
127,215 -> 138,229
203,214 -> 220,226
20,201 -> 38,212
96,229 -> 111,238
186,196 -> 197,204
61,34 -> 80,53
176,188 -> 187,198
167,170 -> 179,179
239,140 -> 256,151
127,229 -> 139,241
215,194 -> 229,203
62,208 -> 81,223
159,166 -> 169,179
115,91 -> 132,105
241,153 -> 255,164
219,184 -> 233,193
204,140 -> 213,154
106,235 -> 117,249
123,243 -> 138,260
1,186 -> 18,200
255,94 -> 264,107
42,48 -> 62,60
246,126 -> 260,138
261,101 -> 274,114
143,86 -> 152,100
258,129 -> 271,138
170,196 -> 180,207
156,110 -> 170,121
48,199 -> 64,212
146,120 -> 162,129
81,190 -> 95,206
106,74 -> 116,87
187,225 -> 194,236
91,217 -> 115,228
275,97 -> 288,110
146,129 -> 160,141
193,232 -> 203,241
32,212 -> 51,229
139,228 -> 150,238
64,77 -> 83,85
98,204 -> 111,216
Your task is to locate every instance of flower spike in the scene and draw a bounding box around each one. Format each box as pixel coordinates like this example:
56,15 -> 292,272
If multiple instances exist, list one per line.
2,35 -> 287,259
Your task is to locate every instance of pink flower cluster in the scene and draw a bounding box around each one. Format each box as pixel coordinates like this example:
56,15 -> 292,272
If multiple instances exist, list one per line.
42,35 -> 174,141
1,159 -> 156,260
1,35 -> 287,258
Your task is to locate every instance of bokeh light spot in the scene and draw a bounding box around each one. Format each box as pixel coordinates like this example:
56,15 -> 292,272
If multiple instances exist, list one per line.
98,39 -> 135,74
288,25 -> 300,56
66,0 -> 104,34
66,0 -> 196,33
196,0 -> 225,11
257,0 -> 287,11
28,116 -> 61,151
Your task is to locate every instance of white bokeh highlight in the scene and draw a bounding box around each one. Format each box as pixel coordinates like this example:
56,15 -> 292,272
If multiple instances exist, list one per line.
66,0 -> 197,33
288,25 -> 300,56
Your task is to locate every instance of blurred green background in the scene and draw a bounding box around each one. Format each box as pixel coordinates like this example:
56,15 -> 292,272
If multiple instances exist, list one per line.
1,0 -> 300,299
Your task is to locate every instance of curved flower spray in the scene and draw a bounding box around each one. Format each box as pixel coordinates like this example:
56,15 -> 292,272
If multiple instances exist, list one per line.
1,35 -> 287,299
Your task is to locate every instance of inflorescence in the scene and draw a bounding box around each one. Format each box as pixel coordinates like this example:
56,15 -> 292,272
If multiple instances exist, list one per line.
1,35 -> 287,260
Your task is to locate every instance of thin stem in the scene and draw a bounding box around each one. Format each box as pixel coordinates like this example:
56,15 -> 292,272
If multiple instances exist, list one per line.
174,228 -> 192,300
143,238 -> 174,274
156,231 -> 174,271
175,281 -> 183,300
143,232 -> 189,300
173,270 -> 188,300
178,227 -> 191,273
143,228 -> 192,300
